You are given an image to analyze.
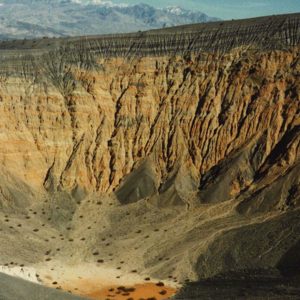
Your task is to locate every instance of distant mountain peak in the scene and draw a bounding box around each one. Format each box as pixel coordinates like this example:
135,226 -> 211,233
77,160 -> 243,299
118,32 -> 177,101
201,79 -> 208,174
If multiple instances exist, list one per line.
0,1 -> 219,40
71,0 -> 126,7
164,6 -> 187,15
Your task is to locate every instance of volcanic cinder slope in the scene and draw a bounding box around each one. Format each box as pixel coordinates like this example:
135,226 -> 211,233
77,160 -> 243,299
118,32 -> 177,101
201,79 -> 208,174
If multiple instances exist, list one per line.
0,273 -> 86,300
0,13 -> 300,299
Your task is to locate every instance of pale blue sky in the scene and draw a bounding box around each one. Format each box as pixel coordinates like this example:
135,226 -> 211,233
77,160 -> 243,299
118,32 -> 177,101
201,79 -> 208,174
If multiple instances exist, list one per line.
111,0 -> 300,19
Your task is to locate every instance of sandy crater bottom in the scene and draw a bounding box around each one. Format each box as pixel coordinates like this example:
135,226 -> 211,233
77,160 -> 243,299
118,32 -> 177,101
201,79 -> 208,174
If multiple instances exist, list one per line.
36,262 -> 178,300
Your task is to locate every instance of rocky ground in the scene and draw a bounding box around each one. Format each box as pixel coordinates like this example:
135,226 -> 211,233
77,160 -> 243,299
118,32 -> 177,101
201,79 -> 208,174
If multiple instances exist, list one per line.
0,190 -> 299,299
0,13 -> 299,300
0,273 -> 86,300
175,272 -> 300,299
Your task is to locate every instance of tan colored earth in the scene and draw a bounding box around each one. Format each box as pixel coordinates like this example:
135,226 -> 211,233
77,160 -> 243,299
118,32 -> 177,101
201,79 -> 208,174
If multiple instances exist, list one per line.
0,13 -> 299,300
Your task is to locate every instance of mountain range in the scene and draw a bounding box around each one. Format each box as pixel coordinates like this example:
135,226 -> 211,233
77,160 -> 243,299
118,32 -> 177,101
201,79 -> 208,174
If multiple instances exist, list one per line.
0,12 -> 299,300
0,0 -> 219,40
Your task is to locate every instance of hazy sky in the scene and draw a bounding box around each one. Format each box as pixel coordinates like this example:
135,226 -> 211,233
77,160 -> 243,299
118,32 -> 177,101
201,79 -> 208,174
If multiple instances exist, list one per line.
111,0 -> 300,19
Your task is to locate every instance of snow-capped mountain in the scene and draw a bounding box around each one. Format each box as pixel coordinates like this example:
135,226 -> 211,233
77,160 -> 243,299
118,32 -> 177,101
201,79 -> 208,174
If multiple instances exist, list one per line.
0,0 -> 219,40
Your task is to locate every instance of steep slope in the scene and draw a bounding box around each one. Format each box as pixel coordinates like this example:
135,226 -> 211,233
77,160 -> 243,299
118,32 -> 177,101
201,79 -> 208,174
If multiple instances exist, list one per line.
0,13 -> 299,299
0,273 -> 86,300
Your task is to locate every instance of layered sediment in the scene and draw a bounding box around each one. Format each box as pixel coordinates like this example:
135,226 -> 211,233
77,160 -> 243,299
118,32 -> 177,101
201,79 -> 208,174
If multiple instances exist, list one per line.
0,13 -> 299,299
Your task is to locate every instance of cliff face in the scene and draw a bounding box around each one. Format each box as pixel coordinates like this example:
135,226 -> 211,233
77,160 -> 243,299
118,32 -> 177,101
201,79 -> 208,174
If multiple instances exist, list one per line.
0,14 -> 299,285
0,48 -> 299,202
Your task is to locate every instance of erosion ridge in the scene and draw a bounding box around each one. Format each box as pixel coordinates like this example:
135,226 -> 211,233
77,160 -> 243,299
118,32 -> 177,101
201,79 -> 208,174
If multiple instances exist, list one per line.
0,13 -> 300,54
0,13 -> 299,300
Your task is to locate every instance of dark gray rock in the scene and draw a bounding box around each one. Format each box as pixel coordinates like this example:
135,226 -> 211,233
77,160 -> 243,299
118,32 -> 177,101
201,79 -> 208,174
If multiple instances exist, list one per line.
0,273 -> 87,300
